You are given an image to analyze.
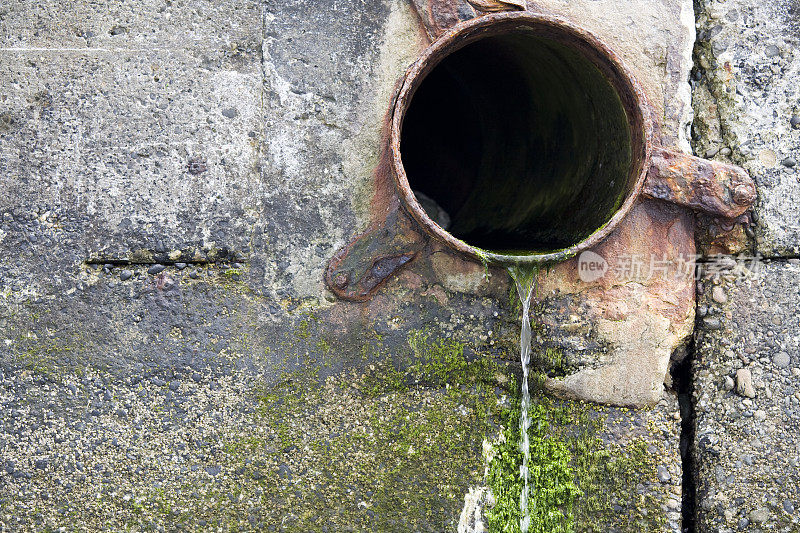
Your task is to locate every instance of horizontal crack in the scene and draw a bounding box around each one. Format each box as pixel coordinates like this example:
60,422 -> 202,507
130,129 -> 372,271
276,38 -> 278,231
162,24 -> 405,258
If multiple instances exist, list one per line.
85,258 -> 242,266
86,247 -> 245,266
753,254 -> 800,262
695,254 -> 800,264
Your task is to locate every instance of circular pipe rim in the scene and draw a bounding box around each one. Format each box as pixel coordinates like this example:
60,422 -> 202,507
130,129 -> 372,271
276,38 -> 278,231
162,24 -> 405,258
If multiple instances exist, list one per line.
389,11 -> 654,265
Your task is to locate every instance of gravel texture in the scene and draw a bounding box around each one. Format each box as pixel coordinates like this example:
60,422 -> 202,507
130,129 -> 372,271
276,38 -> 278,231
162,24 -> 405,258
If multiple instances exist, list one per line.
693,261 -> 800,532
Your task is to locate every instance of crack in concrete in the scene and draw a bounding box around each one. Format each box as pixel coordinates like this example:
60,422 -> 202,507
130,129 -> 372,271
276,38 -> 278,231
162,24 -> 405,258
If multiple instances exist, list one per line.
672,338 -> 698,533
85,258 -> 241,266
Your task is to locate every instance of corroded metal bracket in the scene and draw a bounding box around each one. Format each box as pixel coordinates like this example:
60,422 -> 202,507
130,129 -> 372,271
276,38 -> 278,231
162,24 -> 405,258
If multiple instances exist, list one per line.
412,0 -> 540,40
643,147 -> 756,219
325,199 -> 427,302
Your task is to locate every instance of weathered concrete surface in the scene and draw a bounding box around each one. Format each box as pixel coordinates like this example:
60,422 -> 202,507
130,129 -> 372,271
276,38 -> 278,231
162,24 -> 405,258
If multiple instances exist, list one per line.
692,0 -> 800,256
0,0 -> 692,530
540,199 -> 696,407
693,262 -> 800,532
0,349 -> 506,531
691,2 -> 800,530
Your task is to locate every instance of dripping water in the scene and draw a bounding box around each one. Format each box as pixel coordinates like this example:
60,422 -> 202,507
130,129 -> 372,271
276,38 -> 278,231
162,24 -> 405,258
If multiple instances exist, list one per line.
507,265 -> 540,533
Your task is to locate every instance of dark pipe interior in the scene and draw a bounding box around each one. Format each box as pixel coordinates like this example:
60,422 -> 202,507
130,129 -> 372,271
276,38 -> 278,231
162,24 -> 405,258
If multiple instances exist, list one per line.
400,30 -> 634,253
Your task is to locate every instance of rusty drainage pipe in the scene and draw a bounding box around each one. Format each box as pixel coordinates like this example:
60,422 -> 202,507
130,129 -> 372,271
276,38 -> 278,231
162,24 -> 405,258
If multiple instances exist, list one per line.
326,10 -> 755,300
391,12 -> 651,265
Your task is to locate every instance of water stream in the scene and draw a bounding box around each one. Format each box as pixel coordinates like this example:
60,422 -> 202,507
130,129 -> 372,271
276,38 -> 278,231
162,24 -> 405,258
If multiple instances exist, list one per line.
507,265 -> 540,533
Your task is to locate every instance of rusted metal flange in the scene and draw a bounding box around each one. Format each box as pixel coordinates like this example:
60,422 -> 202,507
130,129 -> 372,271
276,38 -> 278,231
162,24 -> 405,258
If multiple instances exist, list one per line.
325,198 -> 426,302
643,147 -> 756,219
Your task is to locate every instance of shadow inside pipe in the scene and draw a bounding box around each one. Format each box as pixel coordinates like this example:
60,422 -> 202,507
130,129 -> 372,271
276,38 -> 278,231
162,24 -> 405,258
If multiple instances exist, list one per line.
400,30 -> 634,253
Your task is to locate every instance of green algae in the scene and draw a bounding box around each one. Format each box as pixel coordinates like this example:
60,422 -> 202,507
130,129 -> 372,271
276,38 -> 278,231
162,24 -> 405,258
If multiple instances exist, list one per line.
244,331 -> 506,531
487,400 -> 579,533
360,329 -> 490,396
486,390 -> 667,533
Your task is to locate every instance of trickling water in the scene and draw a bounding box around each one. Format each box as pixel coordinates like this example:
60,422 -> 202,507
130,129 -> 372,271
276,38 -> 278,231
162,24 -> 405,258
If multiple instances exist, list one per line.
507,265 -> 539,533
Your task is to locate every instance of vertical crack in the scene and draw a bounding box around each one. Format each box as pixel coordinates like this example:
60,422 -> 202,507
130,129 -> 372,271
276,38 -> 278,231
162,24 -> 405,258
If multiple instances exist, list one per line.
672,339 -> 697,533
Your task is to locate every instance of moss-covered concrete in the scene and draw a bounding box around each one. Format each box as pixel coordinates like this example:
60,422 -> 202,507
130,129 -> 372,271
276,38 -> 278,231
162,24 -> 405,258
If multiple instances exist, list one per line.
0,320 -> 680,532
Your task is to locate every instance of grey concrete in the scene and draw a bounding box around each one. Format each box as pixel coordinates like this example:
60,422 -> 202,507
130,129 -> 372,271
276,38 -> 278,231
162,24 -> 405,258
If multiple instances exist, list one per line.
693,261 -> 800,532
691,1 -> 800,530
0,0 -> 703,530
693,0 -> 800,256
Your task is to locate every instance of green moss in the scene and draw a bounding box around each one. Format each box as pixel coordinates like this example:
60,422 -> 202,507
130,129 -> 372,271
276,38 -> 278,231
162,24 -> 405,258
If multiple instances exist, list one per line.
487,399 -> 579,533
292,311 -> 320,342
315,338 -> 331,355
486,393 -> 666,533
571,435 -> 665,532
239,332 -> 507,531
361,329 -> 491,396
548,400 -> 665,532
221,268 -> 242,279
296,319 -> 311,339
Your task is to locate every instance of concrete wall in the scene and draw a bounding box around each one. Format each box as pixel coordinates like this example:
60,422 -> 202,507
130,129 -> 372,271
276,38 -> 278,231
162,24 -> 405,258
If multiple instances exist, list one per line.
0,0 -> 794,531
691,0 -> 800,530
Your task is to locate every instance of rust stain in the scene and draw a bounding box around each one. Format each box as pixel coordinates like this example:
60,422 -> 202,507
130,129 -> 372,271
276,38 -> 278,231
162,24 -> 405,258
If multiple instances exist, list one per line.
466,0 -> 527,14
410,0 -> 474,40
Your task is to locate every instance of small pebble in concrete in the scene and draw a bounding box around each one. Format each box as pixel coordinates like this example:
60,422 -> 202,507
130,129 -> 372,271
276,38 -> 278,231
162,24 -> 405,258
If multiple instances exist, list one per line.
187,157 -> 207,175
749,507 -> 770,523
724,376 -> 735,391
666,498 -> 680,510
119,269 -> 133,281
736,368 -> 756,398
791,114 -> 800,129
712,286 -> 728,304
781,157 -> 796,168
772,351 -> 791,368
147,264 -> 166,275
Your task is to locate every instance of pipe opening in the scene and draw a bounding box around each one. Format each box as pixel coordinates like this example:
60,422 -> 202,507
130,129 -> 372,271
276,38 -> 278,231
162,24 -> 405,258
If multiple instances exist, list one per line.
398,21 -> 643,255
